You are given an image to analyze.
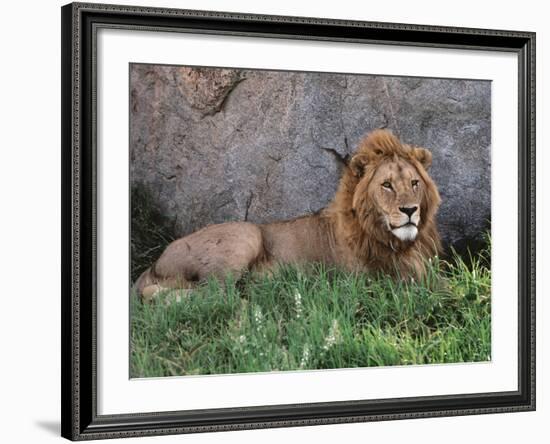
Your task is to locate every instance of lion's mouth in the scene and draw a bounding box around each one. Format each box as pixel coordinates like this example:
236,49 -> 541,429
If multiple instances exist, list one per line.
389,221 -> 417,230
389,222 -> 419,242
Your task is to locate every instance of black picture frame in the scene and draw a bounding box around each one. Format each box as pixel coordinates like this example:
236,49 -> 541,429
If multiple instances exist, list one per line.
61,2 -> 536,440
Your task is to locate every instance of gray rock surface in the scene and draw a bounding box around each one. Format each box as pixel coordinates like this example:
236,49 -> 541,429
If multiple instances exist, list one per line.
130,64 -> 491,254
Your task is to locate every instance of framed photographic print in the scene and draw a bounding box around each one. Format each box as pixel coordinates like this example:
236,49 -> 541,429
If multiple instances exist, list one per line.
61,2 -> 536,440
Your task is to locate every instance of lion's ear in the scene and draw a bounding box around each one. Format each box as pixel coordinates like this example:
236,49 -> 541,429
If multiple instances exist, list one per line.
412,147 -> 432,170
349,153 -> 370,177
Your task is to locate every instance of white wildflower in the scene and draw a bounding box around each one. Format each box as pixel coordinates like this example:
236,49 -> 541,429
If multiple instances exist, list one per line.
253,306 -> 267,339
253,306 -> 263,330
322,319 -> 342,351
239,335 -> 246,344
299,344 -> 310,369
294,289 -> 303,319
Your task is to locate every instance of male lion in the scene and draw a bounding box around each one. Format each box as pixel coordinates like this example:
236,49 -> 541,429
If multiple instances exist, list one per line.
135,129 -> 441,301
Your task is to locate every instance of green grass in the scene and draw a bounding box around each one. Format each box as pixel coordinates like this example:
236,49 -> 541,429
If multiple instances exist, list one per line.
130,244 -> 491,377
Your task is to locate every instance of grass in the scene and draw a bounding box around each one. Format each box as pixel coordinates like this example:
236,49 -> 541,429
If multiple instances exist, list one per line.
130,244 -> 491,377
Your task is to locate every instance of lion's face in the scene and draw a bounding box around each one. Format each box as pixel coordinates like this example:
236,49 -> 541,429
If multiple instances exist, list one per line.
349,136 -> 439,245
364,158 -> 423,241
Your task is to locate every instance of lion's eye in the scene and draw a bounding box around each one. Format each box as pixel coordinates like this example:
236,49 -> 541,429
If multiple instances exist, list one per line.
412,180 -> 419,188
382,181 -> 392,189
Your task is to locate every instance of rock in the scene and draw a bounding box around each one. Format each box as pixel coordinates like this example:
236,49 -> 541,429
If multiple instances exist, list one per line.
130,65 -> 491,256
174,67 -> 242,116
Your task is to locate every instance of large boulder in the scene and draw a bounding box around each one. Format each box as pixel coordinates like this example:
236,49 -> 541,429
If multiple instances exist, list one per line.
130,65 -> 491,255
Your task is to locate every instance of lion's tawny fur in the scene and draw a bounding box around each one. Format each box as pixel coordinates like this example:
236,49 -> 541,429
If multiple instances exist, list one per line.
135,129 -> 442,300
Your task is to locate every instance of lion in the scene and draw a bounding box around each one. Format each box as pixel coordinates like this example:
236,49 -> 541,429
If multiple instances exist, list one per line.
134,129 -> 441,301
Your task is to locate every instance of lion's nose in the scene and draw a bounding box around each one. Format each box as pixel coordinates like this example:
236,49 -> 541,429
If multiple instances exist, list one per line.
399,206 -> 418,218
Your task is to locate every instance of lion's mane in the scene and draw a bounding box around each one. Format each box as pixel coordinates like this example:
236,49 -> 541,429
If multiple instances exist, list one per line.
325,130 -> 442,278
